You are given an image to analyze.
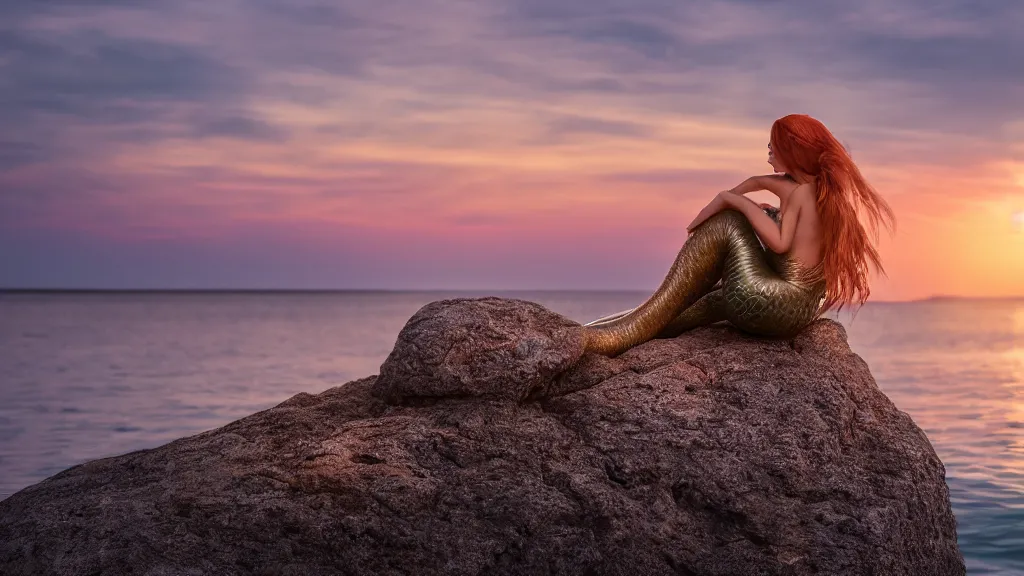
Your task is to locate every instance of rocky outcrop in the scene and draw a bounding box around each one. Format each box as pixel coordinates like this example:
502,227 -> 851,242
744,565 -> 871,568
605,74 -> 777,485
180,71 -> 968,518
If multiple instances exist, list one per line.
0,297 -> 965,575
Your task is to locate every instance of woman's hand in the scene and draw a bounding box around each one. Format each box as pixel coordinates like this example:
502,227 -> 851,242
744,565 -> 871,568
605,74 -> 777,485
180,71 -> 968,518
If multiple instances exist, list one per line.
686,191 -> 732,233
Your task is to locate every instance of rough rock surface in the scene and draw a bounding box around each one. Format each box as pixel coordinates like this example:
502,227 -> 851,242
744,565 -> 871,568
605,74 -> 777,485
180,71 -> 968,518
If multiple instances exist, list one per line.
372,297 -> 586,403
0,297 -> 965,575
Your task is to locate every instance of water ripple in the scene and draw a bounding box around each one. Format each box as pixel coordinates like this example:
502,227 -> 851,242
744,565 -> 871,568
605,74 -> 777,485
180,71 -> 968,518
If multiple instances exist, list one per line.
0,292 -> 1021,573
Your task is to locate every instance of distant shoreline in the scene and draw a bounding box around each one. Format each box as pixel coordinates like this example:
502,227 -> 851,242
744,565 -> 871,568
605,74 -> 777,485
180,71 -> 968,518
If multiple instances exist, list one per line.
1,289 -> 1022,304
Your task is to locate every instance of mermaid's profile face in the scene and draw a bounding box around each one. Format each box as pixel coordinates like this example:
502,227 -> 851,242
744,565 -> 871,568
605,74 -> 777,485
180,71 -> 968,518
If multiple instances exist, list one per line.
767,141 -> 786,173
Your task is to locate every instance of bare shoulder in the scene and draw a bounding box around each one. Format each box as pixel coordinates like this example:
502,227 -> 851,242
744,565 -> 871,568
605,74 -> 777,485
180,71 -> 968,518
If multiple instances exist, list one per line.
790,180 -> 816,206
785,180 -> 818,219
756,174 -> 801,202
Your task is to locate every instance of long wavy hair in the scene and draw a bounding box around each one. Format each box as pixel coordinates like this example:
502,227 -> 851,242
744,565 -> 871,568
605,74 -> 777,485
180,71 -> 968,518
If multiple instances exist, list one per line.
769,114 -> 896,314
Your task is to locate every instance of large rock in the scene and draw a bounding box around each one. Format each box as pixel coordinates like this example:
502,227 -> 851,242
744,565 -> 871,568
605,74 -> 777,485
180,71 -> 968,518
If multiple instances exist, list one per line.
372,297 -> 586,403
0,297 -> 965,575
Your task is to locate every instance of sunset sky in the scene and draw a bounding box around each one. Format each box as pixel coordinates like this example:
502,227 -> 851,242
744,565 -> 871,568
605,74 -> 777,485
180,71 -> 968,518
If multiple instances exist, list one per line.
2,0 -> 1023,300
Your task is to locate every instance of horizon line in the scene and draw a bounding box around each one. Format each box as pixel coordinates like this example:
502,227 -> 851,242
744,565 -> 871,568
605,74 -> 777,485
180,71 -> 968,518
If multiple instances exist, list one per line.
2,288 -> 1023,304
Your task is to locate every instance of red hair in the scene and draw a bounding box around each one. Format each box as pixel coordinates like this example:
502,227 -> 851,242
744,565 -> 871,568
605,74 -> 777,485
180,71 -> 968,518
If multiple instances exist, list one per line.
770,114 -> 896,314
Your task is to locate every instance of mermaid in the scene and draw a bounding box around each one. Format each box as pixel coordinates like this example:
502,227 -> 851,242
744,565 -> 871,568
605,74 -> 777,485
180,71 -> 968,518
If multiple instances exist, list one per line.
582,114 -> 896,357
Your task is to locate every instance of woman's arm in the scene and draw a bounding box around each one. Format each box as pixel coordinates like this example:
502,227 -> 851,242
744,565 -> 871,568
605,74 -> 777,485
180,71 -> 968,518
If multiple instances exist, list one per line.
686,192 -> 801,253
685,194 -> 729,232
726,174 -> 800,203
721,193 -> 801,253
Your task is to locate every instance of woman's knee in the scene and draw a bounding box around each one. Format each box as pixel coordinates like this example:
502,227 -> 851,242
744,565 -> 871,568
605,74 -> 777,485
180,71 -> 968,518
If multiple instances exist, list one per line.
710,209 -> 748,226
688,209 -> 745,242
697,209 -> 752,237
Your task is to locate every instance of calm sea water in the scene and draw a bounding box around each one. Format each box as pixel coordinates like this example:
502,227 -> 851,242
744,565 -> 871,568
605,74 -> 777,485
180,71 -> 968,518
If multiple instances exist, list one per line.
1,292 -> 1022,574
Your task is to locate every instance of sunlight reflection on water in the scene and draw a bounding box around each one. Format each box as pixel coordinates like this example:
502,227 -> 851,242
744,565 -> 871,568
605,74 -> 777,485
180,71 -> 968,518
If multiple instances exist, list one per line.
1,292 -> 1022,574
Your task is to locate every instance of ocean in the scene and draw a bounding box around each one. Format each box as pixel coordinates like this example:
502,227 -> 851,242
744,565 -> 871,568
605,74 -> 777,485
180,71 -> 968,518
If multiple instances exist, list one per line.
1,291 -> 1021,574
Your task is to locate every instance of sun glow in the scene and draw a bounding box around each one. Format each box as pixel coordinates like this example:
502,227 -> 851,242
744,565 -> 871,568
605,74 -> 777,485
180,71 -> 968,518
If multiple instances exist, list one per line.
1013,211 -> 1024,232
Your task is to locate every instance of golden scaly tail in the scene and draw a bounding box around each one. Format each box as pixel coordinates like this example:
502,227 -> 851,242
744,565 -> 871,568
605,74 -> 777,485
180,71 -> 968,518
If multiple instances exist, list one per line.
582,208 -> 826,357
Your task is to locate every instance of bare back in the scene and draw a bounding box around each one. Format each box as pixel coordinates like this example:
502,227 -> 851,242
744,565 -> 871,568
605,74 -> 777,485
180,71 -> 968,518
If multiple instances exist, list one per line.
780,181 -> 823,270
